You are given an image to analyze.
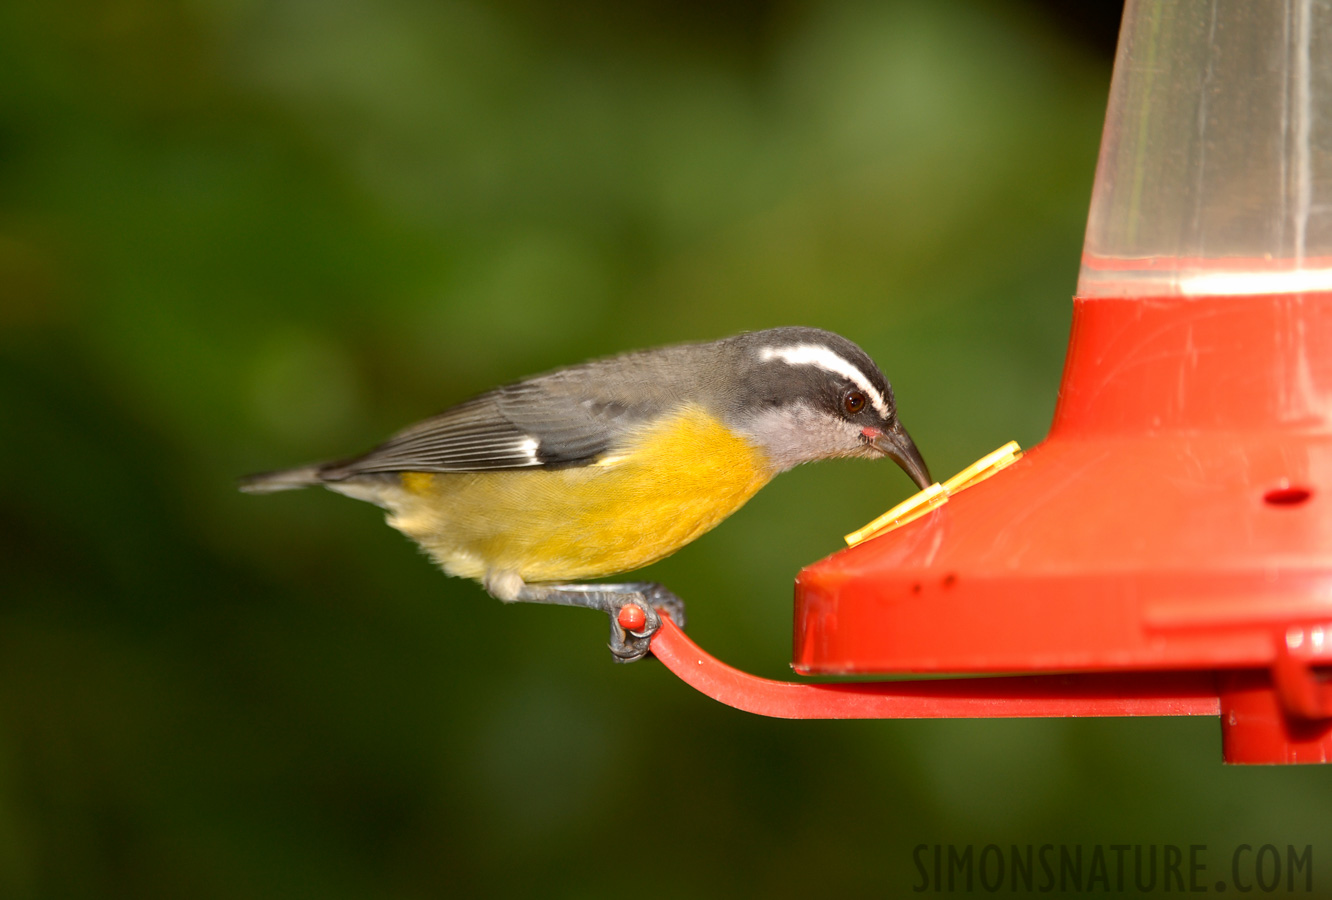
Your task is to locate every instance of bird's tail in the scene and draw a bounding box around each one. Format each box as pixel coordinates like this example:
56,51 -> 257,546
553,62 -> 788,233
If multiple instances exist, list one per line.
238,464 -> 327,494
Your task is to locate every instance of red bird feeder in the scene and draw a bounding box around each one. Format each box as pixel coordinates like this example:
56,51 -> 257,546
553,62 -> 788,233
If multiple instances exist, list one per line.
647,0 -> 1332,764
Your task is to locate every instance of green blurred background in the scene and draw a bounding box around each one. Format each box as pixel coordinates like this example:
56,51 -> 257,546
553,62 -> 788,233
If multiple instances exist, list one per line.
3,0 -> 1330,896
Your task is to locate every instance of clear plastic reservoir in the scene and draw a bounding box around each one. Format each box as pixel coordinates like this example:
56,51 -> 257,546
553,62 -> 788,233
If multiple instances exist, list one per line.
1079,0 -> 1332,297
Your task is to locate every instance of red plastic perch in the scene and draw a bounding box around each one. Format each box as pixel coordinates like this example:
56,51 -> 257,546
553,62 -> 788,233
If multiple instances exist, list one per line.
648,617 -> 1221,720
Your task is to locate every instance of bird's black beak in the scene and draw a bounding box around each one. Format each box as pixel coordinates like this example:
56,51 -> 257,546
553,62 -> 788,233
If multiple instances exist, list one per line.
867,419 -> 932,490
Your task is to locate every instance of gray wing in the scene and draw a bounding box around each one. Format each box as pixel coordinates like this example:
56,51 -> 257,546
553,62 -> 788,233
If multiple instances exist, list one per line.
318,376 -> 642,479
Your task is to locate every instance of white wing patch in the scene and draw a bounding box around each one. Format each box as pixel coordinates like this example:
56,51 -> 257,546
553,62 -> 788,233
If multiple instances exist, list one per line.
516,436 -> 540,464
759,344 -> 890,416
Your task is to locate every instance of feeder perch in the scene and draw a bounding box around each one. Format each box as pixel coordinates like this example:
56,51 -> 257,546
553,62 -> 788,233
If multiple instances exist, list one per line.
648,0 -> 1332,764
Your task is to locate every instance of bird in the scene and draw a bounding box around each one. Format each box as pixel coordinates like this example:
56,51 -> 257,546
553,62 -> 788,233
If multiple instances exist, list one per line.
240,326 -> 931,661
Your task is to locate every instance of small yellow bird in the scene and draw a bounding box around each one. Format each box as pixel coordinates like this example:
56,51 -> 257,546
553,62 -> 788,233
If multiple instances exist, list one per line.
242,327 -> 930,660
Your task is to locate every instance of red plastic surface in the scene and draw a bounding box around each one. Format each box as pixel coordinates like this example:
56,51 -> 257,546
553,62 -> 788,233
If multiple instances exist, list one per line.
791,292 -> 1332,763
1220,670 -> 1332,765
649,617 -> 1220,719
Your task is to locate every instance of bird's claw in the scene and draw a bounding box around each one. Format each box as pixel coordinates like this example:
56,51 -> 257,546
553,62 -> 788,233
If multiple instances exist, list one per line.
607,599 -> 659,663
605,585 -> 685,663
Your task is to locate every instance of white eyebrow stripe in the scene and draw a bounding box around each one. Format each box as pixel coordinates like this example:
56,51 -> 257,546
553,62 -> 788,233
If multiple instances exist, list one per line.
759,344 -> 890,416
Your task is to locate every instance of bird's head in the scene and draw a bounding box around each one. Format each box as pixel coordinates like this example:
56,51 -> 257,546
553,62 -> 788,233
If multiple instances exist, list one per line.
715,327 -> 932,489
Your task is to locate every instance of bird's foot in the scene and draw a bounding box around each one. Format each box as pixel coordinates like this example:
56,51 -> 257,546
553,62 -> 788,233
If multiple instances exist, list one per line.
600,585 -> 685,662
607,598 -> 660,663
503,579 -> 686,663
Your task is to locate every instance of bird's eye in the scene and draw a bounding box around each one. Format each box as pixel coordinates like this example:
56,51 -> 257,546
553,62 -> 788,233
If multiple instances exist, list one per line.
843,390 -> 867,415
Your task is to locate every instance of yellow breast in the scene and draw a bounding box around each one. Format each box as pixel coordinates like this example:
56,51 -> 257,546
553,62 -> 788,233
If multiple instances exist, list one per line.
385,405 -> 775,583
